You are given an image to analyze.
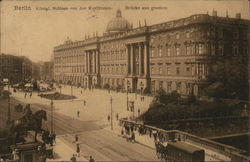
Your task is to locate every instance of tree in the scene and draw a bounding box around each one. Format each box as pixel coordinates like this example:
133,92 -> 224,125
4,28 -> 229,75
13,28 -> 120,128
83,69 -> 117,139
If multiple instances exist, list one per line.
204,55 -> 249,100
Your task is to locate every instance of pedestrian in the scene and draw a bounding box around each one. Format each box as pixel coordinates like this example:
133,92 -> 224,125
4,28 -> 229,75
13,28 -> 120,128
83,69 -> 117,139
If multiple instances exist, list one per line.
81,90 -> 82,94
138,109 -> 141,116
107,115 -> 110,122
76,143 -> 80,157
116,113 -> 119,121
75,135 -> 78,142
77,110 -> 80,117
153,130 -> 157,141
89,156 -> 95,162
30,92 -> 32,98
83,100 -> 86,106
70,154 -> 77,162
121,128 -> 124,136
24,92 -> 27,99
131,131 -> 135,142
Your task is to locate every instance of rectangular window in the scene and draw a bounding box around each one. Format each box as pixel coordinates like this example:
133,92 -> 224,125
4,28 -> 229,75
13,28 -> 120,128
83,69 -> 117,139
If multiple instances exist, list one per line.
218,29 -> 223,39
167,82 -> 172,92
158,81 -> 163,90
158,48 -> 162,57
198,44 -> 203,55
176,33 -> 180,39
167,47 -> 171,56
159,67 -> 162,75
186,66 -> 190,72
244,47 -> 249,56
176,67 -> 180,75
176,83 -> 181,93
233,46 -> 239,56
186,32 -> 190,38
151,49 -> 154,57
186,46 -> 190,55
166,67 -> 170,75
243,30 -> 248,40
218,45 -> 224,56
233,31 -> 239,40
151,67 -> 154,75
176,47 -> 180,56
211,44 -> 215,55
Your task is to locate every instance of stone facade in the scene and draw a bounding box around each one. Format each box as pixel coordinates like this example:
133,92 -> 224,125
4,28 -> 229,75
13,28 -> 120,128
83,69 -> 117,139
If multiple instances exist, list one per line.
53,10 -> 249,96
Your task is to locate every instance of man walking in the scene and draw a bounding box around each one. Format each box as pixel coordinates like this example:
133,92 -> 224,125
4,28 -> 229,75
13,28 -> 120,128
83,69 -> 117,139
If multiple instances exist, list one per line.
70,154 -> 77,162
77,110 -> 80,118
89,156 -> 95,162
107,115 -> 110,122
76,143 -> 80,157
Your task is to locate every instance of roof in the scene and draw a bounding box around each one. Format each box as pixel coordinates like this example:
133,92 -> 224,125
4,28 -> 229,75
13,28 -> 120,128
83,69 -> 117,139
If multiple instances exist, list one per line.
106,9 -> 131,33
168,142 -> 204,154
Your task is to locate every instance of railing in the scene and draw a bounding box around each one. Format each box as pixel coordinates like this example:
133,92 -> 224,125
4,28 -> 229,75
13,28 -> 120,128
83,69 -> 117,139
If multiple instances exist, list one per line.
119,119 -> 250,162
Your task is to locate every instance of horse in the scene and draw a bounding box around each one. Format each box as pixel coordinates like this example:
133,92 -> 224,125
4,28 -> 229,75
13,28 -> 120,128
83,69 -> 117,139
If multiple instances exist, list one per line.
9,110 -> 47,144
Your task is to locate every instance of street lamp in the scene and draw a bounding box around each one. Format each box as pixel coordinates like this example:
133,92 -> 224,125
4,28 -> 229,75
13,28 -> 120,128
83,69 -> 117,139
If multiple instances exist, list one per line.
127,80 -> 130,111
50,99 -> 54,133
7,80 -> 11,125
110,96 -> 113,130
71,83 -> 73,96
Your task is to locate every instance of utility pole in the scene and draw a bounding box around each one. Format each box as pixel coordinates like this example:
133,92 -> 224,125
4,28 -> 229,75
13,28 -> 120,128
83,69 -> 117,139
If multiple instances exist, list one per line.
50,99 -> 54,132
71,83 -> 73,96
110,96 -> 113,130
7,81 -> 11,125
127,81 -> 129,111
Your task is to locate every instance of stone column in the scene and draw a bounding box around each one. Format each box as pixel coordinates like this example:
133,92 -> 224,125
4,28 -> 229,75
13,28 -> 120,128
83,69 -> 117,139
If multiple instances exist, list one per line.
96,50 -> 99,74
138,42 -> 142,76
130,44 -> 134,75
126,44 -> 130,75
93,50 -> 96,74
144,42 -> 148,76
89,51 -> 92,73
202,63 -> 205,77
84,51 -> 87,73
87,51 -> 90,73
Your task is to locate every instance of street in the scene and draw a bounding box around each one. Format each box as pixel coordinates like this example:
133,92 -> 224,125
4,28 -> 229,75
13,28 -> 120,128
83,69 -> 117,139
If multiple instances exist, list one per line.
1,86 -> 158,161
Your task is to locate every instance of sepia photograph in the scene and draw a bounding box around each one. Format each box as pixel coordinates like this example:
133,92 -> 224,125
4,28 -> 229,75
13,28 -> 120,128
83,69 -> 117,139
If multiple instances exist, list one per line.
0,0 -> 249,161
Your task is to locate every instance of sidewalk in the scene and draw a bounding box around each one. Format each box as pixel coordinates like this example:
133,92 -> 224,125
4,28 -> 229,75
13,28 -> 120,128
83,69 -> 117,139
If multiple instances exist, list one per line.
104,120 -> 231,162
49,137 -> 87,161
103,120 -> 156,150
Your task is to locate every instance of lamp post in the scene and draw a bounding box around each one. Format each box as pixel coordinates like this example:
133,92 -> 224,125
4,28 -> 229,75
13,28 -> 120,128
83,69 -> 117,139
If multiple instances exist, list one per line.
59,85 -> 62,94
110,96 -> 113,130
71,83 -> 73,96
50,99 -> 54,133
127,80 -> 130,111
7,80 -> 11,125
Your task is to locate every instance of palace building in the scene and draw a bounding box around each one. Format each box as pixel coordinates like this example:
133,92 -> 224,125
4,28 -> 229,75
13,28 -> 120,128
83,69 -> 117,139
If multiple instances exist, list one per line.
53,9 -> 249,96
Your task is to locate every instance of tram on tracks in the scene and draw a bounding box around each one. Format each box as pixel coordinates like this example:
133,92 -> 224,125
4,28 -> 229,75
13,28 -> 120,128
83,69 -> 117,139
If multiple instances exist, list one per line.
156,141 -> 205,162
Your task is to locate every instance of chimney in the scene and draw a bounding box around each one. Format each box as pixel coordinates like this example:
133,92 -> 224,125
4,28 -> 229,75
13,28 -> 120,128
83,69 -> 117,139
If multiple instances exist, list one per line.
236,13 -> 241,19
212,10 -> 217,17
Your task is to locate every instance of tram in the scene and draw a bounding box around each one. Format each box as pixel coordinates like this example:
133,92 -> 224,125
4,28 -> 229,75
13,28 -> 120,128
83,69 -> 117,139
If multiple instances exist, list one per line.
159,141 -> 205,162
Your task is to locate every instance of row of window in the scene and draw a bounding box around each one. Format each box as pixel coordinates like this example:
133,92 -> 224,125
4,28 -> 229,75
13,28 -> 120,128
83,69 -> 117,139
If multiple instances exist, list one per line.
54,55 -> 85,64
100,65 -> 125,74
100,50 -> 126,61
151,29 -> 248,43
150,43 -> 206,57
150,63 -> 207,77
151,81 -> 195,95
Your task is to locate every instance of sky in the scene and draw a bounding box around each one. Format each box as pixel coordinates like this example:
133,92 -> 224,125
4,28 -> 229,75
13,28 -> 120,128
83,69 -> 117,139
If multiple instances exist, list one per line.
1,0 -> 249,62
